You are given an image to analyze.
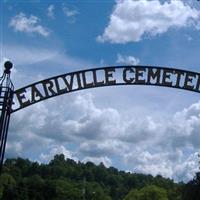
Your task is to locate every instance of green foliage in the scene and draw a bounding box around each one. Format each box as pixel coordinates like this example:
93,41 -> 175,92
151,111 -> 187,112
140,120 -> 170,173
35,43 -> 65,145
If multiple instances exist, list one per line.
182,172 -> 200,200
182,155 -> 200,200
85,182 -> 112,200
0,173 -> 17,199
0,154 -> 183,200
123,185 -> 168,200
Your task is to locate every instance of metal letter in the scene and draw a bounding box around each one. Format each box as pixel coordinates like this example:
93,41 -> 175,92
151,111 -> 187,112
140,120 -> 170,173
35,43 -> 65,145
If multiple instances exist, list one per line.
135,67 -> 146,84
123,68 -> 134,84
174,70 -> 185,88
15,88 -> 30,108
82,71 -> 94,88
11,66 -> 200,113
105,68 -> 116,85
183,72 -> 196,90
31,85 -> 44,103
42,79 -> 57,97
93,70 -> 104,87
162,69 -> 173,87
147,68 -> 161,85
61,73 -> 75,92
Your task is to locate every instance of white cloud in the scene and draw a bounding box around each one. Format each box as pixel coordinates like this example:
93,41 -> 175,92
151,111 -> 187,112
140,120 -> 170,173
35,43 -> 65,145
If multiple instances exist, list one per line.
2,44 -> 94,77
121,116 -> 160,144
116,54 -> 140,65
124,150 -> 199,182
62,6 -> 79,23
82,156 -> 112,168
166,100 -> 200,149
8,90 -> 200,182
121,100 -> 200,181
124,151 -> 174,178
3,49 -> 200,182
185,34 -> 193,41
40,145 -> 78,163
1,43 -> 99,91
79,140 -> 126,157
4,45 -> 57,66
9,12 -> 50,37
47,4 -> 55,19
97,0 -> 200,43
173,152 -> 199,182
63,6 -> 79,17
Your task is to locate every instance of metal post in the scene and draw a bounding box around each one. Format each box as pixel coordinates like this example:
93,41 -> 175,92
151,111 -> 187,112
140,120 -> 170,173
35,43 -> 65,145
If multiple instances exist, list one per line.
0,61 -> 14,173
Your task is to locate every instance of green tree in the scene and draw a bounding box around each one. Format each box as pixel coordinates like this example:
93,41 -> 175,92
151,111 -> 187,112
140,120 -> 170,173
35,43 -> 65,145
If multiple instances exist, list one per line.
123,185 -> 168,200
0,173 -> 17,199
1,155 -> 183,200
54,179 -> 81,200
24,175 -> 45,200
183,172 -> 200,200
50,154 -> 65,166
183,154 -> 200,200
85,182 -> 111,200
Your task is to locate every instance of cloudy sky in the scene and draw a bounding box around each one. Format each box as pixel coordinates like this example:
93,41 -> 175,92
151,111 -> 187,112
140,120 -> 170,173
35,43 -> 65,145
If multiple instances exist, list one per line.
1,0 -> 200,182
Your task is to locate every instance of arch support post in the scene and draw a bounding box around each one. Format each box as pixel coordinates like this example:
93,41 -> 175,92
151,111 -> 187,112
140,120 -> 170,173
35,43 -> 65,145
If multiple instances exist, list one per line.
0,61 -> 14,173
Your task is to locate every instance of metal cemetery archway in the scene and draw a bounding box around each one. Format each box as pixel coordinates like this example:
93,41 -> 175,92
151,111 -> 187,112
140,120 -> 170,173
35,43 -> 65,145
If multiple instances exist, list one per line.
1,61 -> 200,171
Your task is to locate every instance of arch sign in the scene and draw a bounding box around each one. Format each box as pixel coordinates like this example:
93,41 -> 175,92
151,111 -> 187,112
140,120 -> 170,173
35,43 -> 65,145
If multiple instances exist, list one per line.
12,66 -> 200,113
0,62 -> 200,171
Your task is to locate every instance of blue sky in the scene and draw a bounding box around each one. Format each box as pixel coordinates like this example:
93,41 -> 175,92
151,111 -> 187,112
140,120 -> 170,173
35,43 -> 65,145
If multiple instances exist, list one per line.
1,0 -> 200,182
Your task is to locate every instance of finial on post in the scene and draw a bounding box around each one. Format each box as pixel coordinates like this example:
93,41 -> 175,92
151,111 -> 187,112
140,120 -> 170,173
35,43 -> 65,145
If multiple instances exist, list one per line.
4,61 -> 13,74
0,61 -> 14,90
0,61 -> 14,174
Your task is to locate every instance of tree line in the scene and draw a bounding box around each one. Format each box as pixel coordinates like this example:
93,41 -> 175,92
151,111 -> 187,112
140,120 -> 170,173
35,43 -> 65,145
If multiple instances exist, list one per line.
0,154 -> 199,200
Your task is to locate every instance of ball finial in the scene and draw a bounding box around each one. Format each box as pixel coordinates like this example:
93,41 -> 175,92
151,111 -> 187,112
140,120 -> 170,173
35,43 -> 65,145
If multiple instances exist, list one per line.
4,61 -> 13,74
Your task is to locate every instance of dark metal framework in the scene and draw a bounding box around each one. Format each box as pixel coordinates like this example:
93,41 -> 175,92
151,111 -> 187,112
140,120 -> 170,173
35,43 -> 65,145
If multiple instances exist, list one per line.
0,62 -> 14,172
12,65 -> 200,113
1,62 -> 200,172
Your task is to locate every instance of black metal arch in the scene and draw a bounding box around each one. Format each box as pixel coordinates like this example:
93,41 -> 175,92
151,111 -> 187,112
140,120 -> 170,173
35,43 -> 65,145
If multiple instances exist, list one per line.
11,65 -> 200,113
1,63 -> 200,173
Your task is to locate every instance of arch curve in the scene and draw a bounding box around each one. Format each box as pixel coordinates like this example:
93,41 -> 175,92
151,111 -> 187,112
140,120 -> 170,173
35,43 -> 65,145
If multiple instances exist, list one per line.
11,65 -> 200,113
